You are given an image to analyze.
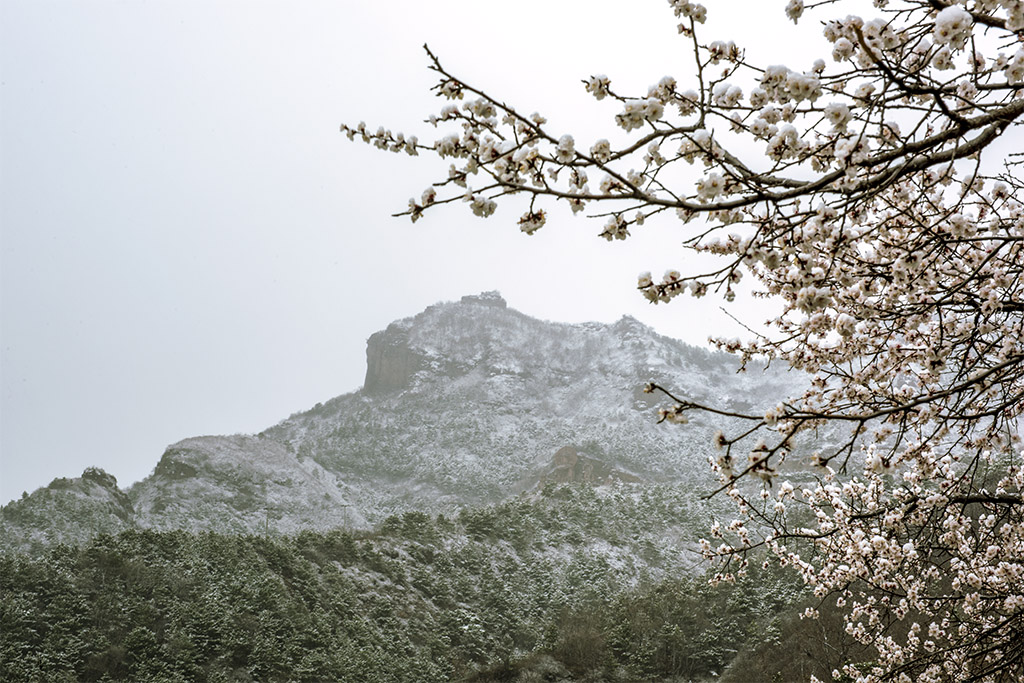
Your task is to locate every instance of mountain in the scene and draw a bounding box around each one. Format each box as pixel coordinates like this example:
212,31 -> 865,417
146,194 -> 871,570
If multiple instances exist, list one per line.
0,467 -> 134,552
1,292 -> 802,554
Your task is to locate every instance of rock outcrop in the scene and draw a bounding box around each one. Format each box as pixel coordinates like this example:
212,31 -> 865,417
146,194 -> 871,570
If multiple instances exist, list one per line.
364,326 -> 423,394
538,446 -> 643,486
363,292 -> 512,394
460,291 -> 507,308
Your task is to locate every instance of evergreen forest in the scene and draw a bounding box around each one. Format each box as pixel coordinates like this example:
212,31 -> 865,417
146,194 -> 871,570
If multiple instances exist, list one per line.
1,483 -> 870,682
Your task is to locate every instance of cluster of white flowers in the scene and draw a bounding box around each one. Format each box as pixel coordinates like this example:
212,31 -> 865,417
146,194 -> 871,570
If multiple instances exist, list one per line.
647,75 -> 677,102
861,17 -> 901,51
785,0 -> 804,23
464,97 -> 496,120
438,78 -> 463,99
1007,0 -> 1024,30
405,186 -> 438,223
584,74 -> 611,100
707,40 -> 741,64
784,70 -> 823,102
517,209 -> 546,235
695,172 -> 726,199
600,214 -> 630,241
589,138 -> 612,163
657,403 -> 689,424
832,36 -> 856,62
669,0 -> 706,24
1007,49 -> 1024,84
464,194 -> 496,218
763,403 -> 786,427
711,82 -> 743,108
340,121 -> 419,156
760,64 -> 792,99
823,102 -> 852,129
933,45 -> 955,70
554,134 -> 575,164
766,124 -> 808,161
435,133 -> 462,158
615,98 -> 665,131
932,5 -> 973,49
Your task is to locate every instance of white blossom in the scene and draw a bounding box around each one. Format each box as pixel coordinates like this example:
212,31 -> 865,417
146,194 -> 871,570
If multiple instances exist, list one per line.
785,0 -> 804,23
696,172 -> 726,198
933,5 -> 973,50
464,194 -> 496,217
590,139 -> 612,163
832,37 -> 855,62
555,134 -> 575,163
824,102 -> 852,129
584,74 -> 611,100
615,98 -> 665,131
518,209 -> 546,234
1006,49 -> 1024,85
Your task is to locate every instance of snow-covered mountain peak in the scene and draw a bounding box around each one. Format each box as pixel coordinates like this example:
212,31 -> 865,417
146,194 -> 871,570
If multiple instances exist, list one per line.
361,291 -> 728,398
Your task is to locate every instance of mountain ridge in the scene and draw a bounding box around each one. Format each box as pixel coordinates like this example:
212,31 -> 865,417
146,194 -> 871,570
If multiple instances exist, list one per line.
1,292 -> 802,554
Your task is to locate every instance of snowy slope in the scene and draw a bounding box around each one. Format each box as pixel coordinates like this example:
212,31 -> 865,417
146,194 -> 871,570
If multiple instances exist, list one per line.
262,292 -> 800,519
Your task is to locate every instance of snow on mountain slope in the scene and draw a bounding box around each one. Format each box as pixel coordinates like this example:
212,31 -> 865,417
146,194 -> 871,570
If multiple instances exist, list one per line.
262,292 -> 802,519
129,434 -> 365,533
1,292 -> 806,552
0,467 -> 135,553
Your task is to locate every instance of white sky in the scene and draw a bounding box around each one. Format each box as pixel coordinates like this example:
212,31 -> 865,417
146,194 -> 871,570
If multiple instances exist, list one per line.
1,0 -> 824,503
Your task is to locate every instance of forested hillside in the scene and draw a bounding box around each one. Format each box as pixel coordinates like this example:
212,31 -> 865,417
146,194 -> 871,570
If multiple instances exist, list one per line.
2,482 -> 866,682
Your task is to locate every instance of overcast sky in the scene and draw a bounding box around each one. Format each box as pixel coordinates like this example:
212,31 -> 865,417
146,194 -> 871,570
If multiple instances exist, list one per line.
1,1 -> 824,504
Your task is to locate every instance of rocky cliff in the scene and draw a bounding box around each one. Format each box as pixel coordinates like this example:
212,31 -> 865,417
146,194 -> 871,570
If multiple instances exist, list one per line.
364,326 -> 422,394
363,292 -> 513,394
